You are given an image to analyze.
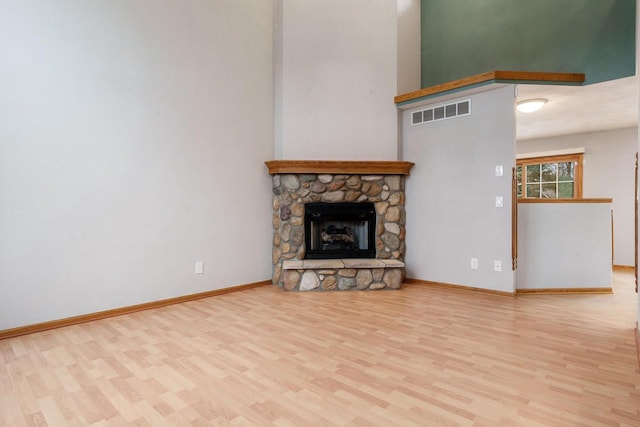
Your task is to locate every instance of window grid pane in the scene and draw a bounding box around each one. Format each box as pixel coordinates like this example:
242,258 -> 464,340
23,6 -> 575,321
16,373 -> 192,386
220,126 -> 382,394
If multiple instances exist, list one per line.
526,164 -> 540,183
541,183 -> 557,198
558,182 -> 574,198
526,183 -> 540,198
558,162 -> 574,181
541,163 -> 557,183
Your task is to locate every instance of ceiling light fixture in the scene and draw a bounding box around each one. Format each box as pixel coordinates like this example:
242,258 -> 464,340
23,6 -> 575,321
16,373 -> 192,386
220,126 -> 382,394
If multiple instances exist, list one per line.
516,98 -> 547,113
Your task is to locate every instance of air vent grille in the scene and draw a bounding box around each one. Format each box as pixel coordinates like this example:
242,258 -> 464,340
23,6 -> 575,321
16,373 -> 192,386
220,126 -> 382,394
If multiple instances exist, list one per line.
411,99 -> 471,125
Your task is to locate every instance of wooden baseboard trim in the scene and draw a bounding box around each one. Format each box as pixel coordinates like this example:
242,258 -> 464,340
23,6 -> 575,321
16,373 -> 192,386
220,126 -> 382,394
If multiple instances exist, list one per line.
613,265 -> 635,272
635,323 -> 640,369
404,278 -> 516,297
0,280 -> 271,341
516,287 -> 613,295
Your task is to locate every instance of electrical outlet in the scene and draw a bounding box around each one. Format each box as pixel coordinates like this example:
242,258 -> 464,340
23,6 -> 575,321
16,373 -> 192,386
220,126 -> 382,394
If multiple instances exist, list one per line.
494,260 -> 502,272
195,261 -> 204,275
470,258 -> 478,270
495,196 -> 504,208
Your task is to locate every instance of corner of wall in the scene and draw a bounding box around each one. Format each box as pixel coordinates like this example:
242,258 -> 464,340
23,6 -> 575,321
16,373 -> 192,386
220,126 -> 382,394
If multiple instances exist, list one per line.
272,0 -> 284,160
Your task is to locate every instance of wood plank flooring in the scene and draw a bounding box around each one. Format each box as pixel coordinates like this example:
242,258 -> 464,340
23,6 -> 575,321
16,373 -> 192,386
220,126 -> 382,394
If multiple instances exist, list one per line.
1,272 -> 639,426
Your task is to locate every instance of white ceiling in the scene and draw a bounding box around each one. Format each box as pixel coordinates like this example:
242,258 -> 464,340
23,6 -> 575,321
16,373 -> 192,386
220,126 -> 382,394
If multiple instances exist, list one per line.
515,75 -> 639,141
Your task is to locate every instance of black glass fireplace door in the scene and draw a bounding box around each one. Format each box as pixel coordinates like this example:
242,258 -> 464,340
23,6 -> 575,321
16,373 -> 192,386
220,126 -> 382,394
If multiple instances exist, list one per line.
304,202 -> 376,259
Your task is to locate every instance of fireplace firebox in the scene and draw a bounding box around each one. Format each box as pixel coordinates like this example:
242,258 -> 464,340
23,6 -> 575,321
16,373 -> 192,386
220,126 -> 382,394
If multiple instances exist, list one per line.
304,202 -> 375,259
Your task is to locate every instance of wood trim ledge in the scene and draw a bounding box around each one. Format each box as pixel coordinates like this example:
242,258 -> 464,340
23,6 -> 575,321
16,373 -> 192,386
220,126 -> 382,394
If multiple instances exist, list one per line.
395,70 -> 585,105
0,280 -> 270,340
265,160 -> 415,175
404,278 -> 516,297
613,265 -> 635,272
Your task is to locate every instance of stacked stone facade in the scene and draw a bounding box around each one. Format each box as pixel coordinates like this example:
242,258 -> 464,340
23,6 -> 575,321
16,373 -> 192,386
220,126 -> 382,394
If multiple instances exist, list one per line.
271,173 -> 407,291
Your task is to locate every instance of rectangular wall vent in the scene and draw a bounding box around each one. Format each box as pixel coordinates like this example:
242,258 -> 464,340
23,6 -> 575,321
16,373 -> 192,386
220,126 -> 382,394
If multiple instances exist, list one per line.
411,99 -> 471,125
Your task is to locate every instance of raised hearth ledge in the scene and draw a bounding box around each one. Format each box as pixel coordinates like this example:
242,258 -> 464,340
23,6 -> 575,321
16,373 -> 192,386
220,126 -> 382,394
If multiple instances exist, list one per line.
283,259 -> 404,270
265,160 -> 414,175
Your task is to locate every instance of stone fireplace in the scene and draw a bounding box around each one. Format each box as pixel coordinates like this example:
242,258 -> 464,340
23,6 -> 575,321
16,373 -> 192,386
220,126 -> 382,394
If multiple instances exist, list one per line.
266,160 -> 414,291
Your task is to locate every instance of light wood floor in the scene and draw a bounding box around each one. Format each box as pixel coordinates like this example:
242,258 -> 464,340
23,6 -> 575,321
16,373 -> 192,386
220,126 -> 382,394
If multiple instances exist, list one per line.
1,272 -> 639,426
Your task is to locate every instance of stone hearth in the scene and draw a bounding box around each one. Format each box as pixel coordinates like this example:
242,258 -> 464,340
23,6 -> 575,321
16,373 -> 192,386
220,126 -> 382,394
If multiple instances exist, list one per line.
266,160 -> 414,291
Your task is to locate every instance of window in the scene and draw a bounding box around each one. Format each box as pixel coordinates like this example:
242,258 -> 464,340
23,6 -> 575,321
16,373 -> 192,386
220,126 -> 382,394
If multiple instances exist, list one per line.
516,154 -> 583,199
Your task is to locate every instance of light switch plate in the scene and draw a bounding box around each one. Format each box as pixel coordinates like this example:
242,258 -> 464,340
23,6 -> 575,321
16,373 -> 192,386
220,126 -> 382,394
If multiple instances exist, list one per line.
495,165 -> 503,176
495,196 -> 504,208
195,261 -> 204,275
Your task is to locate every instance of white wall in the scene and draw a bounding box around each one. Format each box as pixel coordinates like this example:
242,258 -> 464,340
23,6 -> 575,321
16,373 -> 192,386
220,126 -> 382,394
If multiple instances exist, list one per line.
402,86 -> 516,293
397,0 -> 421,95
274,0 -> 399,160
517,128 -> 637,266
0,1 -> 274,330
517,202 -> 612,289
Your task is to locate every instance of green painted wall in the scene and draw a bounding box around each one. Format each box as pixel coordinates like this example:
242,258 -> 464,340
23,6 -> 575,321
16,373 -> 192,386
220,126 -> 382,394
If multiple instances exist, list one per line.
421,0 -> 636,87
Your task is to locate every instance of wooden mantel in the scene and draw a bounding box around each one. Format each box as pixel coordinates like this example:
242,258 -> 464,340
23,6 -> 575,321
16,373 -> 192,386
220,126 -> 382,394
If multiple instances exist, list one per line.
265,160 -> 414,175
